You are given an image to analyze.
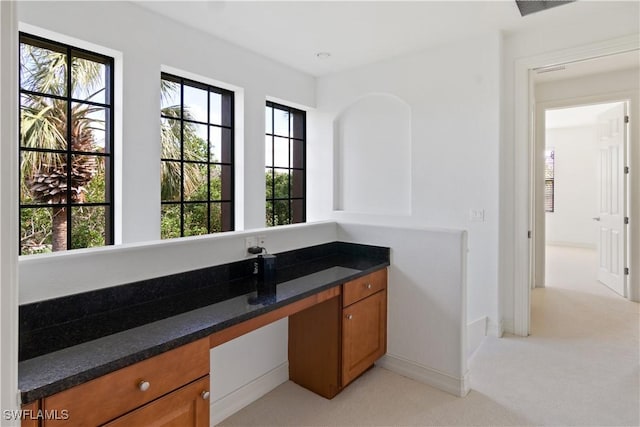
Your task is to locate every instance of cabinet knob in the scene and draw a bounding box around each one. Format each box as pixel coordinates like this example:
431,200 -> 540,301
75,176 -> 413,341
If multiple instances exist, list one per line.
366,283 -> 372,289
138,380 -> 150,392
201,390 -> 210,400
346,314 -> 353,320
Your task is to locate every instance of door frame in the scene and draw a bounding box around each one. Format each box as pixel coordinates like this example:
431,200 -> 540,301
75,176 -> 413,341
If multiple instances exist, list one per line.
533,97 -> 630,295
0,0 -> 20,417
513,34 -> 640,336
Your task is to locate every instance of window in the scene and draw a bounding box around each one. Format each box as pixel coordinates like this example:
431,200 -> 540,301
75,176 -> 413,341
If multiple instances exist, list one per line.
160,73 -> 234,238
265,102 -> 306,226
19,33 -> 114,255
544,148 -> 555,213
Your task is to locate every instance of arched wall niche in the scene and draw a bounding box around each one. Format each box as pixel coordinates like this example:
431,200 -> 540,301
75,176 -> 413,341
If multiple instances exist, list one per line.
333,93 -> 412,214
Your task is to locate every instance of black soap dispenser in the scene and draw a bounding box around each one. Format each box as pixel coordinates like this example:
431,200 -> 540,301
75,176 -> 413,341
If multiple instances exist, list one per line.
257,253 -> 277,300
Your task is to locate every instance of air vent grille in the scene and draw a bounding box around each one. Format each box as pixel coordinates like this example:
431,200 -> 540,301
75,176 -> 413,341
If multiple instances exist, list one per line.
515,0 -> 575,17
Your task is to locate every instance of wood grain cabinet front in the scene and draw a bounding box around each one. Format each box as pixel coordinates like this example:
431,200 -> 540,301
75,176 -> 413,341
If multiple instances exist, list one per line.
289,268 -> 387,398
42,338 -> 209,427
20,401 -> 39,427
102,376 -> 210,427
342,289 -> 387,386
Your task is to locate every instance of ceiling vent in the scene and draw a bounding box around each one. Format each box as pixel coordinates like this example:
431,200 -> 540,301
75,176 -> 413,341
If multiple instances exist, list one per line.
515,0 -> 575,16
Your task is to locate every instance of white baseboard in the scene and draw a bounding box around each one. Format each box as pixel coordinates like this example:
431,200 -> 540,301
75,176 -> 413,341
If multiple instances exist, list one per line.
467,316 -> 487,361
210,362 -> 289,426
377,354 -> 469,397
486,319 -> 503,338
501,318 -> 515,335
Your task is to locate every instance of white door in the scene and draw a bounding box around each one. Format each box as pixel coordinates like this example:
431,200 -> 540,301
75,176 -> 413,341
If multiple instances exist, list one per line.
596,103 -> 626,296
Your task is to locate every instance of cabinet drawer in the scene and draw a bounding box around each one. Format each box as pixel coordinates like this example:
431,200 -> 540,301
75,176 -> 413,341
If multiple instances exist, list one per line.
102,376 -> 210,427
342,269 -> 387,307
43,338 -> 209,427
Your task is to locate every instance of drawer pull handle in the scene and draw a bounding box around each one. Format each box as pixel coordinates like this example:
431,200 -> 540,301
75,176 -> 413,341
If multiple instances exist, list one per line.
366,283 -> 372,289
201,390 -> 210,400
346,314 -> 353,320
138,381 -> 150,392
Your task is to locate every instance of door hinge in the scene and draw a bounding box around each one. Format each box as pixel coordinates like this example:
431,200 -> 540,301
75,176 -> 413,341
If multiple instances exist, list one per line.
624,217 -> 629,225
528,230 -> 532,239
624,115 -> 629,123
625,166 -> 630,174
624,267 -> 629,275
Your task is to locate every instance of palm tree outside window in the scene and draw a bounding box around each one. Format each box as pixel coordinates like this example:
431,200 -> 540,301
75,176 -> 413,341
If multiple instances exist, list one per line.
160,73 -> 234,238
19,33 -> 114,255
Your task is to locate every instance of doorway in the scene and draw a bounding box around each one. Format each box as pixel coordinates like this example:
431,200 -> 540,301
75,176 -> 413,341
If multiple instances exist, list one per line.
513,42 -> 640,337
539,101 -> 628,298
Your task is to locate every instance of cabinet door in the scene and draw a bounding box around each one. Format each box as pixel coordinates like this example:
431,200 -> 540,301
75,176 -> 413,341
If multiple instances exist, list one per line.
342,290 -> 387,386
21,401 -> 39,427
102,376 -> 210,427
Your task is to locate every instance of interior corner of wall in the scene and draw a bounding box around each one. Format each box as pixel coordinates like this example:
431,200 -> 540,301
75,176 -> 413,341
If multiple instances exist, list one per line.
486,318 -> 503,338
500,318 -> 514,335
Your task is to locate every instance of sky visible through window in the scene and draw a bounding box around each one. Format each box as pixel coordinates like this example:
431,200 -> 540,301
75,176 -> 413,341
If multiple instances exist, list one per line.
161,88 -> 291,166
20,48 -> 108,151
265,106 -> 293,167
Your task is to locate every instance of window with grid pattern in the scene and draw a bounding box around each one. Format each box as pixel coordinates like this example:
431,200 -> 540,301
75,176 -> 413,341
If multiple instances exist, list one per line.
160,73 -> 234,238
265,101 -> 306,226
19,33 -> 114,255
545,148 -> 555,213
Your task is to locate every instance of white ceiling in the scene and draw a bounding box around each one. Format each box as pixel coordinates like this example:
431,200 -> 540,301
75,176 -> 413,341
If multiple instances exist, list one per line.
134,0 -> 639,77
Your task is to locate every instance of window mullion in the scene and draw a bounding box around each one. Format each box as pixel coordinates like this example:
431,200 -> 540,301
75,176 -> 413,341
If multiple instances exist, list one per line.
65,46 -> 73,250
206,88 -> 211,233
179,80 -> 185,237
287,110 -> 292,224
271,107 -> 276,226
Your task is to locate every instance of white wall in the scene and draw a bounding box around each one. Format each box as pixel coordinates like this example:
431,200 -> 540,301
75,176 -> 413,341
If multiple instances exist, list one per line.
337,223 -> 469,396
334,94 -> 412,214
500,5 -> 640,331
536,68 -> 640,104
309,32 -> 501,337
19,221 -> 338,303
545,125 -> 599,247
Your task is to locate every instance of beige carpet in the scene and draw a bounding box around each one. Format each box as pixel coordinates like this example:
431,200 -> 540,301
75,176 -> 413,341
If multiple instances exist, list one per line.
218,246 -> 640,426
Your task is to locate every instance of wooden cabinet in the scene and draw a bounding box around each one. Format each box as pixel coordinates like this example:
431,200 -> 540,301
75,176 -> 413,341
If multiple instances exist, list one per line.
289,294 -> 342,398
289,268 -> 387,398
342,289 -> 387,386
42,338 -> 210,427
102,376 -> 210,427
27,267 -> 386,423
20,401 -> 39,427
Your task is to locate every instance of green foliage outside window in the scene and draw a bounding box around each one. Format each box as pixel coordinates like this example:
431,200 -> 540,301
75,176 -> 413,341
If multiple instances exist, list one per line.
19,35 -> 112,255
266,170 -> 291,226
160,75 -> 233,238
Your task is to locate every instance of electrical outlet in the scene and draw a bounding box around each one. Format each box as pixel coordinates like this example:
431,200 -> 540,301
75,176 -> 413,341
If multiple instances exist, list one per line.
245,236 -> 258,251
257,235 -> 266,248
469,209 -> 485,222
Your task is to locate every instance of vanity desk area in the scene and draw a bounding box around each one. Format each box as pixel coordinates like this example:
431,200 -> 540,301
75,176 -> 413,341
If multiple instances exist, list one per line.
18,242 -> 389,426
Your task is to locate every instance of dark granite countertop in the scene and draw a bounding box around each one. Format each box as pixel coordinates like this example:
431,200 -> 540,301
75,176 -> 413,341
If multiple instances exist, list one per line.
18,242 -> 389,404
